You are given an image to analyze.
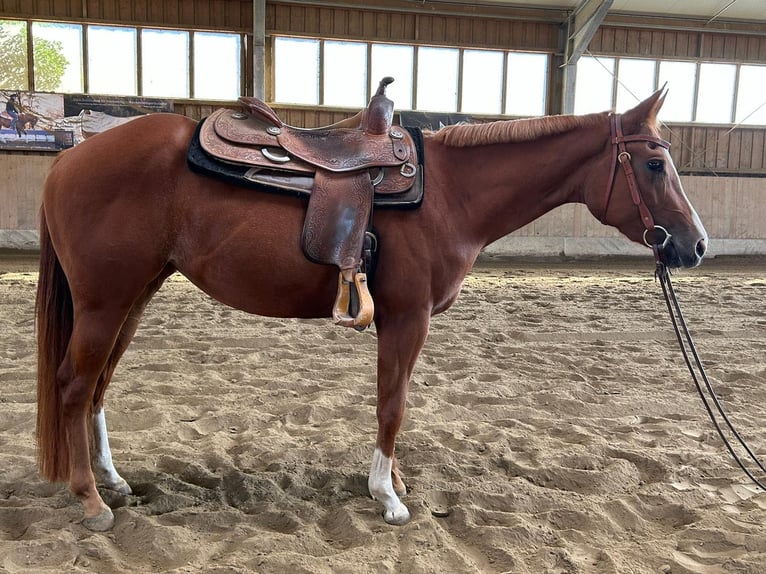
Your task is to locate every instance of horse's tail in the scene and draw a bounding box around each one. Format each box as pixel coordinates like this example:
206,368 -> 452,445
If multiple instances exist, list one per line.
36,207 -> 73,482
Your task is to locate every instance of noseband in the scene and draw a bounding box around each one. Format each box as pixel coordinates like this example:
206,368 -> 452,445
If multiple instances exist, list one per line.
601,113 -> 672,250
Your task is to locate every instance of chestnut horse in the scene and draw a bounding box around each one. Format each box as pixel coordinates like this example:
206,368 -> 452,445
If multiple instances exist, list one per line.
36,89 -> 707,531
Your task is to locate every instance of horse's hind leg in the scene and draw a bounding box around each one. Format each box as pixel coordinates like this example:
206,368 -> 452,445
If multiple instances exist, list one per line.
92,406 -> 130,494
90,275 -> 169,496
58,307 -> 133,531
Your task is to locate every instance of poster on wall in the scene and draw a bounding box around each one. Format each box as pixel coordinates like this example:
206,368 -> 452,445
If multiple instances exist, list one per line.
1,91 -> 68,151
0,91 -> 173,151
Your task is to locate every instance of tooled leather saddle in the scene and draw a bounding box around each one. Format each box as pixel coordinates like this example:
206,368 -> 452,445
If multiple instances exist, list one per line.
187,77 -> 423,330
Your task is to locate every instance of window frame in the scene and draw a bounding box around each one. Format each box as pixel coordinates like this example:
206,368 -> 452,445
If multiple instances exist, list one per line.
577,52 -> 766,126
1,17 -> 245,100
271,35 -> 551,117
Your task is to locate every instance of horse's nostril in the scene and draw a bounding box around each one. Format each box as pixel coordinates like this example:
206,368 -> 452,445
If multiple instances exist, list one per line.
696,238 -> 707,258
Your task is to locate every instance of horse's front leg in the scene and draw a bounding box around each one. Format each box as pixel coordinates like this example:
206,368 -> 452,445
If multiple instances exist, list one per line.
369,311 -> 430,525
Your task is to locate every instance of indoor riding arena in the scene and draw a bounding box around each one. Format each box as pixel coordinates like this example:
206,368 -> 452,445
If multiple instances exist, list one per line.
1,2 -> 765,573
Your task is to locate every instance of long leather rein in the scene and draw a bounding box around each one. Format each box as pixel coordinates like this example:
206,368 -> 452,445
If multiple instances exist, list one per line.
603,113 -> 766,491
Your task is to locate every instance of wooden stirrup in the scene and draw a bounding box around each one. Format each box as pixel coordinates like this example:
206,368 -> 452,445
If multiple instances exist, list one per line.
333,272 -> 374,329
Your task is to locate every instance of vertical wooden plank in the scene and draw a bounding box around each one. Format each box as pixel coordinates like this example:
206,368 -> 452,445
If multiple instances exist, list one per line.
511,21 -> 524,47
36,0 -> 52,17
457,16 -> 471,45
388,12 -> 405,42
625,29 -> 640,55
752,130 -> 764,170
709,129 -> 723,170
289,5 -> 304,34
589,29 -> 604,53
117,0 -> 131,22
307,6 -> 321,35
374,12 -> 389,40
734,35 -> 749,61
104,0 -> 119,22
727,130 -> 741,171
333,8 -> 347,37
433,15 -> 447,44
613,27 -> 627,54
273,3 -> 290,32
723,34 -> 738,59
737,129 -> 753,171
716,130 -> 728,170
317,7 -> 332,36
179,0 -> 195,27
709,34 -> 725,59
600,28 -> 615,53
132,0 -> 147,24
360,10 -> 374,41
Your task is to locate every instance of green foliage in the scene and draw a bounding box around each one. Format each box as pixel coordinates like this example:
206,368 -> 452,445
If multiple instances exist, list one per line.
0,20 -> 68,92
0,21 -> 28,90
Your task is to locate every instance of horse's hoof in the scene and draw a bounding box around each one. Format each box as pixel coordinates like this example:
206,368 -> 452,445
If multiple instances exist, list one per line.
109,478 -> 133,496
81,507 -> 114,532
383,503 -> 411,525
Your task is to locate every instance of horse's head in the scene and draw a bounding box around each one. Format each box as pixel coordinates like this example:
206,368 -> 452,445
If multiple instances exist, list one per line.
585,90 -> 708,268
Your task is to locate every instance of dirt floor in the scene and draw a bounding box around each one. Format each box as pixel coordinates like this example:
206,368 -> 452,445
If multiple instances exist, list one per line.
1,254 -> 765,573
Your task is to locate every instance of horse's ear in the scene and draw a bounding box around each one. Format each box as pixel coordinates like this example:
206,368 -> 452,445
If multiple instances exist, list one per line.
622,86 -> 667,133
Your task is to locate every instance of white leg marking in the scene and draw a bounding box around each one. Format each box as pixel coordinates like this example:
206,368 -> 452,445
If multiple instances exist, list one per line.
368,448 -> 410,525
92,407 -> 132,495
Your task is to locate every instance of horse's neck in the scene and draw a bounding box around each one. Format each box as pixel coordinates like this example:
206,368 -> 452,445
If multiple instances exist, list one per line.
432,124 -> 606,248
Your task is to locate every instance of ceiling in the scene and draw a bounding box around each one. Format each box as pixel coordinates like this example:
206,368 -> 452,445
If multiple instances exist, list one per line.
431,0 -> 766,24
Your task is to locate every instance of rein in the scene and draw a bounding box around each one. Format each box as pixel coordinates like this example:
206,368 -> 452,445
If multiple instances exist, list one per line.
605,113 -> 766,491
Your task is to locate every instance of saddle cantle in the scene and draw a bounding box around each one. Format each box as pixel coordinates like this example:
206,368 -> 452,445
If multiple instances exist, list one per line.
188,77 -> 424,330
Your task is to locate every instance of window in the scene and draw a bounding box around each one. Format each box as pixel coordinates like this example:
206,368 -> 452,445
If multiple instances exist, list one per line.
324,41 -> 367,108
417,47 -> 459,112
574,56 -> 615,114
272,35 -> 549,116
0,20 -> 28,90
657,61 -> 696,122
371,44 -> 413,109
695,63 -> 736,123
193,32 -> 240,100
274,37 -> 319,105
32,22 -> 83,93
87,26 -> 137,96
616,58 -> 655,113
506,52 -> 548,116
462,49 -> 504,115
736,65 -> 766,125
142,29 -> 188,98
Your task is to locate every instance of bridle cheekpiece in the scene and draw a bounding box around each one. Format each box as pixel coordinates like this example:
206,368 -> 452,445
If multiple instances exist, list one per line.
602,113 -> 672,251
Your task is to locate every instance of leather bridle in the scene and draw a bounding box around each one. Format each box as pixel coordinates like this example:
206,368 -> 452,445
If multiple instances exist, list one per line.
601,113 -> 672,253
602,114 -> 766,490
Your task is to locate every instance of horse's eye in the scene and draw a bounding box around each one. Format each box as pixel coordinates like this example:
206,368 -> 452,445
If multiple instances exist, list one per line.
647,159 -> 664,173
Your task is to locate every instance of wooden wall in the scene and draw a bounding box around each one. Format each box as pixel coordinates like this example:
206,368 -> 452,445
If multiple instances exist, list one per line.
0,0 -> 253,29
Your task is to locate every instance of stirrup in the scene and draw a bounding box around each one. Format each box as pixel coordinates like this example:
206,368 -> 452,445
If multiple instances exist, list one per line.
333,272 -> 374,329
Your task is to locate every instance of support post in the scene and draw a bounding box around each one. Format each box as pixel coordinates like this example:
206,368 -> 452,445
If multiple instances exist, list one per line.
253,0 -> 266,99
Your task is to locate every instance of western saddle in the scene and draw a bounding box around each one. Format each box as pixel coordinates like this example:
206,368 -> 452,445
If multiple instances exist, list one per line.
197,77 -> 420,329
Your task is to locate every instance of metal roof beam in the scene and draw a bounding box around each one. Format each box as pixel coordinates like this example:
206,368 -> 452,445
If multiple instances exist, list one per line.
560,0 -> 614,114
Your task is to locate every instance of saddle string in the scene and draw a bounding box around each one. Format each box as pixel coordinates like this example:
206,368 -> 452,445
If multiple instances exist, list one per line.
653,253 -> 766,491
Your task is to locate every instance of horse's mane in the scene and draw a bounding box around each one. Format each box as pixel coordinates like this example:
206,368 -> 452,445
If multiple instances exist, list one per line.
431,112 -> 607,147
